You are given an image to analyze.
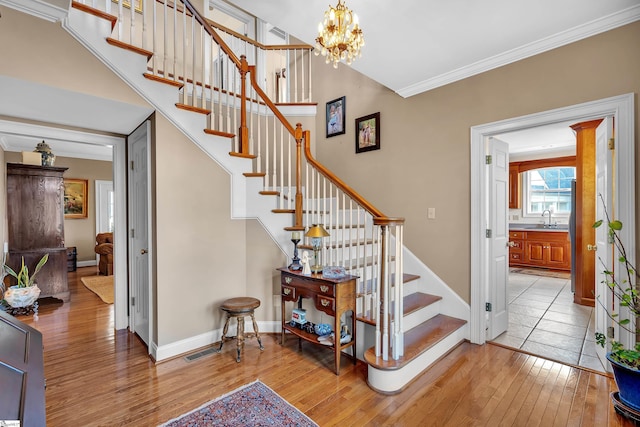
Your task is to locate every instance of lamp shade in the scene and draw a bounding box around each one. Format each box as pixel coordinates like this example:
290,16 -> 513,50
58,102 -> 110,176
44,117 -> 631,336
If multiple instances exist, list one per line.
305,224 -> 329,238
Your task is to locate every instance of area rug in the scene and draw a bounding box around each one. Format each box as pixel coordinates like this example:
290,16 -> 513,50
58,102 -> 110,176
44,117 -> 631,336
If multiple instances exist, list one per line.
80,275 -> 114,304
158,380 -> 318,427
510,267 -> 571,280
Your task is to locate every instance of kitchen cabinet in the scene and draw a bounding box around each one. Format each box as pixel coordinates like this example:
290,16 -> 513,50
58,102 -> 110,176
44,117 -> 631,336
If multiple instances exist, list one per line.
509,230 -> 570,271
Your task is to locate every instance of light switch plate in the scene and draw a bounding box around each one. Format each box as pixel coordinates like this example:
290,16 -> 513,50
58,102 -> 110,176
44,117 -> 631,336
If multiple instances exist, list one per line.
427,207 -> 436,219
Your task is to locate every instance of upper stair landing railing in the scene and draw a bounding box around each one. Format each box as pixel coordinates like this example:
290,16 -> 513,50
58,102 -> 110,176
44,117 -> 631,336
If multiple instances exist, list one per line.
71,0 -> 405,362
74,0 -> 312,105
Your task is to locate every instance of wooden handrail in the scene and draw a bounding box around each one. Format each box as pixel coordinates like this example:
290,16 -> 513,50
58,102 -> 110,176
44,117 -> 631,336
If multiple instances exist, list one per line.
302,130 -> 388,220
180,0 -> 241,68
206,18 -> 313,51
247,65 -> 296,137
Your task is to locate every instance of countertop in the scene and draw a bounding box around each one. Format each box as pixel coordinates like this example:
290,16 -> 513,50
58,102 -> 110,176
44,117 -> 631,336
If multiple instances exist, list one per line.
509,224 -> 569,232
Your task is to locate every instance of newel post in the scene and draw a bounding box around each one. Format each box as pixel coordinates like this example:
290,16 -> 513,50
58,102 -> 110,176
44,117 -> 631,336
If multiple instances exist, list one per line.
238,55 -> 249,154
293,125 -> 304,229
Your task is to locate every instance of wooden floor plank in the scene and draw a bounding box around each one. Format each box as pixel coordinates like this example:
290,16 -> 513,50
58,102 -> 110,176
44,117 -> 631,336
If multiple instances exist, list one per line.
9,267 -> 634,426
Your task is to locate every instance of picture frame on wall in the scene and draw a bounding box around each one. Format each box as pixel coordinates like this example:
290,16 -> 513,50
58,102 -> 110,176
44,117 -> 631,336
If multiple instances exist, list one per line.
326,96 -> 346,138
64,178 -> 88,218
355,112 -> 381,153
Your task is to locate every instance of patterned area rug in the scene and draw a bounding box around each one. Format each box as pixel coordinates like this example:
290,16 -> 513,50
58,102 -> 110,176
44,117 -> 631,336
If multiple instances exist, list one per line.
158,380 -> 318,427
80,275 -> 114,304
509,267 -> 571,280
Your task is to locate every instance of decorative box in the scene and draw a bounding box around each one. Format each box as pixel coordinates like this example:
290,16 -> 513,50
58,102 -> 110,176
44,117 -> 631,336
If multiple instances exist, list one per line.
322,266 -> 346,279
291,308 -> 307,325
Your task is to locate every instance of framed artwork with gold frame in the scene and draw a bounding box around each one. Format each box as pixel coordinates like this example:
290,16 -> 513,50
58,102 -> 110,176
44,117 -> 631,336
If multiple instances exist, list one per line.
64,178 -> 88,219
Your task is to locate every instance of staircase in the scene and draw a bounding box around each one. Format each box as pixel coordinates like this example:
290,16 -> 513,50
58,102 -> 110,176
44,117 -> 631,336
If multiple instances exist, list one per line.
58,0 -> 469,394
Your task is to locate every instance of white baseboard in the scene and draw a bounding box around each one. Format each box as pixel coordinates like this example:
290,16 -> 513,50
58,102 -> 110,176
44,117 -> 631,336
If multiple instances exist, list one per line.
153,320 -> 280,361
77,260 -> 97,267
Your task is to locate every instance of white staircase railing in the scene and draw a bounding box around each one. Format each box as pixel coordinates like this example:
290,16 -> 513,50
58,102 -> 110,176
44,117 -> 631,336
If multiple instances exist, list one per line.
71,0 -> 405,361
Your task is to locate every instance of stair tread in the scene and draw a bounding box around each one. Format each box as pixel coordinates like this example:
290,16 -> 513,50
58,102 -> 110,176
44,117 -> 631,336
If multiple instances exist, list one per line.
404,292 -> 442,316
357,290 -> 435,325
363,314 -> 467,370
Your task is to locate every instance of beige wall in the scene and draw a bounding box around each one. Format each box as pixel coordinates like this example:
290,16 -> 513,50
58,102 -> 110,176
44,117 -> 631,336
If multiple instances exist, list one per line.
4,153 -> 112,262
313,21 -> 640,303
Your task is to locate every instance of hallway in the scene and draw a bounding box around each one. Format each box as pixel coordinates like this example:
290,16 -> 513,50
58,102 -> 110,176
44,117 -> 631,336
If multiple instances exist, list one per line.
492,271 -> 604,372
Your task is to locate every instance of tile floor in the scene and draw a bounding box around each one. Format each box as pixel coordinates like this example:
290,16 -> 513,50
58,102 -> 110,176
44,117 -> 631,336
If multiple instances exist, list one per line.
491,271 -> 605,372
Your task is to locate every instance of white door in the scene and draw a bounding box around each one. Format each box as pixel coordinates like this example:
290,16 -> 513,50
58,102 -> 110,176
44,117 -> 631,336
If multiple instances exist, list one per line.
594,116 -> 614,367
128,122 -> 151,346
487,138 -> 510,340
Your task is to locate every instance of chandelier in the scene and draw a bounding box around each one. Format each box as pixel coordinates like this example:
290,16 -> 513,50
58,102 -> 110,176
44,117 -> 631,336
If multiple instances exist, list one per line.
315,0 -> 364,68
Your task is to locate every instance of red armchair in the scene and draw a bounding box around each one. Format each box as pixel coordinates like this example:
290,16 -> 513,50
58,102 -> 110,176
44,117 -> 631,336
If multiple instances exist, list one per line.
95,233 -> 113,275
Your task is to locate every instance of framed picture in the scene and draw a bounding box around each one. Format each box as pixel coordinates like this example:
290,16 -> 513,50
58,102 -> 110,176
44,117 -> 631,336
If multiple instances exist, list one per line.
64,178 -> 88,219
355,112 -> 381,153
326,96 -> 346,138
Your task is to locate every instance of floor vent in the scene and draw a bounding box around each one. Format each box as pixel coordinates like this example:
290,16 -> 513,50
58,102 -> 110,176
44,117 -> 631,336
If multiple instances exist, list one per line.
184,346 -> 218,362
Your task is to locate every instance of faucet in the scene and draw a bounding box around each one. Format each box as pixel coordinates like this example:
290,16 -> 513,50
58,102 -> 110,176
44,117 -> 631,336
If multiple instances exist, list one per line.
541,209 -> 552,228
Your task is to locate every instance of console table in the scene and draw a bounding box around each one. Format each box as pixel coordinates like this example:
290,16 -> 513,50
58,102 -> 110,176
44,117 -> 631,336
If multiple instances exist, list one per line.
278,268 -> 357,375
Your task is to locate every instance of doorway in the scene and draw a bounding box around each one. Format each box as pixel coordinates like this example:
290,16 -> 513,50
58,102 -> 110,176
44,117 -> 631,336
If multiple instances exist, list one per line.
470,94 -> 636,373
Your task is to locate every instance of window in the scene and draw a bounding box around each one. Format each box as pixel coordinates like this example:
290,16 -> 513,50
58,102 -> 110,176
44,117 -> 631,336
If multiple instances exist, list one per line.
523,166 -> 576,216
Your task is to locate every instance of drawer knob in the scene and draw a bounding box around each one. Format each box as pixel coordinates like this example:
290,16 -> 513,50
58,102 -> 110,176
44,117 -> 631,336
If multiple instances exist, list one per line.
320,285 -> 329,292
285,277 -> 292,284
283,288 -> 291,295
321,299 -> 330,307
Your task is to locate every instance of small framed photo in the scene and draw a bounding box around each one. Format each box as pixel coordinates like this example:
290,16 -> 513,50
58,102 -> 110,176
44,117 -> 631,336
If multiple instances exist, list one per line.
64,178 -> 88,219
326,96 -> 346,138
355,112 -> 380,153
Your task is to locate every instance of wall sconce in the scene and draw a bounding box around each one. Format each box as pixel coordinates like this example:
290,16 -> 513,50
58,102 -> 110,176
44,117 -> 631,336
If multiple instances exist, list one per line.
305,224 -> 329,273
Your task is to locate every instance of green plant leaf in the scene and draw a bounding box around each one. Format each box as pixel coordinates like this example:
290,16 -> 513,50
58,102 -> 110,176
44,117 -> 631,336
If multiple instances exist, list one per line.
610,220 -> 623,230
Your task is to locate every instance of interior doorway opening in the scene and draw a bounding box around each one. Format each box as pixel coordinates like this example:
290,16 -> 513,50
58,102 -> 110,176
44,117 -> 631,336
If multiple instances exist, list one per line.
470,94 -> 636,375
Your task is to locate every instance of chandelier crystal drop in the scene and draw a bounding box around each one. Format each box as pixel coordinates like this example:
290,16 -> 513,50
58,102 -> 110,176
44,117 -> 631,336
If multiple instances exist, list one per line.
314,0 -> 364,69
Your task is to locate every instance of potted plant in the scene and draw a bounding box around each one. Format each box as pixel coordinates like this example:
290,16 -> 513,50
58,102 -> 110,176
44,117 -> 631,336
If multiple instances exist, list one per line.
593,206 -> 640,412
1,253 -> 48,308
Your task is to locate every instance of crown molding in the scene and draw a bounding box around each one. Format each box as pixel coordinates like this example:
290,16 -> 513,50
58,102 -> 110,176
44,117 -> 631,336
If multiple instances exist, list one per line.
397,4 -> 640,98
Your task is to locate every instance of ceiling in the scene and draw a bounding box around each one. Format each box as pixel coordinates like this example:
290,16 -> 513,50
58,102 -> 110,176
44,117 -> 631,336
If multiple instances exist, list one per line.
228,0 -> 640,98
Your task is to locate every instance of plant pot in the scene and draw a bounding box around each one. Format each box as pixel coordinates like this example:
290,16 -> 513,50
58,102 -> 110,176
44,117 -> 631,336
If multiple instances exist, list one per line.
3,285 -> 41,308
608,352 -> 640,412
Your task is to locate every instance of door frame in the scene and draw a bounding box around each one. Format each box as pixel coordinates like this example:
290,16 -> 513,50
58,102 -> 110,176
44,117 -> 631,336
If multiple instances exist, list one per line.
470,93 -> 635,346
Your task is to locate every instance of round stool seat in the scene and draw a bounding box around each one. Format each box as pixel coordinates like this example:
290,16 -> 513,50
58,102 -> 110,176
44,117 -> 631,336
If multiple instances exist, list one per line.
217,297 -> 263,362
220,297 -> 260,314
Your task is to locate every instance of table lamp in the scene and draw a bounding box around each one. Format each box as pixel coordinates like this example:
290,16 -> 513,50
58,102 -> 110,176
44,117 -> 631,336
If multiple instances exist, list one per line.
305,224 -> 329,273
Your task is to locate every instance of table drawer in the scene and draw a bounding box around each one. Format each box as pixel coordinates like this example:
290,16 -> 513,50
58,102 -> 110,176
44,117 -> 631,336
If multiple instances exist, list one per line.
281,274 -> 335,297
316,295 -> 335,316
281,284 -> 297,302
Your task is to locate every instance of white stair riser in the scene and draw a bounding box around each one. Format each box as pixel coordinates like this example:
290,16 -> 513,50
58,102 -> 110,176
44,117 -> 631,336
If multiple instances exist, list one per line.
367,324 -> 468,393
402,299 -> 441,332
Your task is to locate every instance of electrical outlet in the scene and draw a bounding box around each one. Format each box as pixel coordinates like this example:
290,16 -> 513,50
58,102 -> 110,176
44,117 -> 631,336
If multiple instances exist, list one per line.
427,207 -> 436,219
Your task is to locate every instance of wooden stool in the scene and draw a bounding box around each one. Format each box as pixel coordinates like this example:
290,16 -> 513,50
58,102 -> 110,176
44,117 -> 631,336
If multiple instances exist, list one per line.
217,297 -> 264,362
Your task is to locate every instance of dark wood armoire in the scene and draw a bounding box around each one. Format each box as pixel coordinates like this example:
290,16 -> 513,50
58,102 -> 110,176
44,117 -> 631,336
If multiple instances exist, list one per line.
6,163 -> 70,302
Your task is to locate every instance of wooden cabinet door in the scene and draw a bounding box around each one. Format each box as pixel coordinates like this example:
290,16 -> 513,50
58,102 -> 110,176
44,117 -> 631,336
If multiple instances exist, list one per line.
0,311 -> 46,425
547,241 -> 570,270
525,241 -> 545,264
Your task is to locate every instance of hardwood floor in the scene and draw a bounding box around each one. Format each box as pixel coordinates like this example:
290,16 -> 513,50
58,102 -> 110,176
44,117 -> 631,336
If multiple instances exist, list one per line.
16,267 -> 633,426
